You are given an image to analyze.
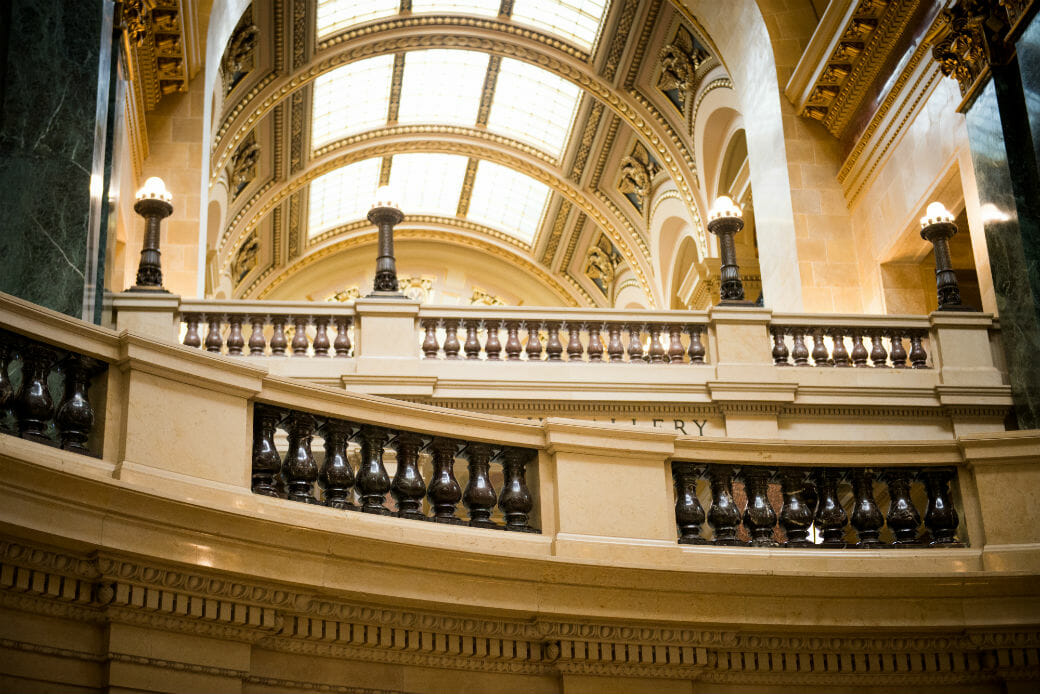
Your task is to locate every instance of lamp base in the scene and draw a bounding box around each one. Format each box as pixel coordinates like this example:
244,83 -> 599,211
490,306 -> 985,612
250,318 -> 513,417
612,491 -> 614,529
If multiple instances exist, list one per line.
717,299 -> 757,307
936,304 -> 978,312
125,286 -> 172,294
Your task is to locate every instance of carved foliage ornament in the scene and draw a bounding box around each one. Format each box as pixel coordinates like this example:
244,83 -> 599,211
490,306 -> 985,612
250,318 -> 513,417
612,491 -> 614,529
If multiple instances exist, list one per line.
656,26 -> 709,112
470,288 -> 506,306
231,233 -> 260,284
229,130 -> 260,200
584,234 -> 621,297
120,0 -> 188,109
618,142 -> 661,213
222,5 -> 260,96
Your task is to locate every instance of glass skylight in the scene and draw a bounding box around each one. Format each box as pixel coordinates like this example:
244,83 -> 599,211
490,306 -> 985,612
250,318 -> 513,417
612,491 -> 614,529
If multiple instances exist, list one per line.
307,158 -> 381,236
397,50 -> 489,126
467,160 -> 550,243
311,55 -> 395,148
409,0 -> 500,17
486,58 -> 581,158
388,153 -> 469,217
511,0 -> 609,51
316,0 -> 398,39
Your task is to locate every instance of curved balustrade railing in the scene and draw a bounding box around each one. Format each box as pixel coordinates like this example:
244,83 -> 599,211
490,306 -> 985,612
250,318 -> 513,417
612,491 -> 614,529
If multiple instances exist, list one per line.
417,308 -> 710,363
178,300 -> 355,357
0,327 -> 108,457
769,315 -> 932,368
671,462 -> 961,547
251,403 -> 538,531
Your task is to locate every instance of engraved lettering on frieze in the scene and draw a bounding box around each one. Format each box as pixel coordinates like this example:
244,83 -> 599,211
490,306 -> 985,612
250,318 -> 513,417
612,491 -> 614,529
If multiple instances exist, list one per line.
222,5 -> 259,96
228,130 -> 260,199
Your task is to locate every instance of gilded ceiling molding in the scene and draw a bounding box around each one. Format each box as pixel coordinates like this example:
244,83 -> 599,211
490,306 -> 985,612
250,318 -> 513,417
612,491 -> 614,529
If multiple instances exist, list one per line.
688,77 -> 733,140
559,213 -> 588,274
569,101 -> 605,183
649,187 -> 707,259
310,215 -> 531,253
218,137 -> 657,304
601,0 -> 641,82
207,27 -> 702,262
541,200 -> 573,265
251,228 -> 585,307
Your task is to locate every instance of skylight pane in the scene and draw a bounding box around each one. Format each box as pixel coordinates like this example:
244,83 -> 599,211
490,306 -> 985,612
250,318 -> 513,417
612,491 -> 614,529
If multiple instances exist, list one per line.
510,0 -> 609,51
316,0 -> 398,39
486,58 -> 581,158
467,161 -> 550,243
389,153 -> 469,217
397,50 -> 488,126
311,55 -> 395,149
410,0 -> 500,17
308,158 -> 381,236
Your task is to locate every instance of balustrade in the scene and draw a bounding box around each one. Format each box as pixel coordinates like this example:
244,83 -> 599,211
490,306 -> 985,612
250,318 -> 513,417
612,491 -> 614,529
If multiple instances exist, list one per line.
0,328 -> 107,456
179,305 -> 354,357
418,317 -> 708,364
250,404 -> 539,532
670,463 -> 963,547
769,321 -> 930,368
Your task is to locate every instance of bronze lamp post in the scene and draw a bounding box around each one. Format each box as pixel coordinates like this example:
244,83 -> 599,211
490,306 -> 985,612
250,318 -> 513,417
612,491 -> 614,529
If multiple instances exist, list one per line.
367,185 -> 405,298
130,177 -> 173,292
707,195 -> 752,306
919,201 -> 974,311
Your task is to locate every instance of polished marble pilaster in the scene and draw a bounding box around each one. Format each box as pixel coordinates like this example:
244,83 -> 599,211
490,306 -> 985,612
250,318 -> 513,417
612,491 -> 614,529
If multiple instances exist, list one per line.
964,73 -> 1040,429
0,0 -> 109,319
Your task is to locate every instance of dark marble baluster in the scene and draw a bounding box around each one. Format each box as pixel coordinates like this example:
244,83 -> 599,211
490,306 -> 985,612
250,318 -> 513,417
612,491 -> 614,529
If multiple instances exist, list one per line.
421,320 -> 440,358
627,325 -> 644,362
587,324 -> 605,362
226,316 -> 245,355
707,465 -> 744,545
850,469 -> 884,547
282,412 -> 318,504
0,340 -> 14,431
851,332 -> 869,367
442,320 -> 461,359
55,355 -> 102,454
525,323 -> 543,361
566,323 -> 584,361
269,317 -> 288,356
771,329 -> 791,366
922,470 -> 961,545
290,317 -> 310,356
742,467 -> 779,546
183,315 -> 202,348
648,325 -> 666,363
545,322 -> 564,361
791,330 -> 810,366
667,326 -> 685,364
484,321 -> 502,360
672,463 -> 706,544
606,324 -> 624,362
499,448 -> 535,532
780,469 -> 816,547
251,405 -> 283,497
687,327 -> 706,364
248,317 -> 267,356
889,333 -> 908,368
319,419 -> 355,509
391,431 -> 426,520
333,317 -> 352,357
909,334 -> 928,368
356,425 -> 392,514
869,332 -> 888,367
505,322 -> 523,361
814,469 -> 848,547
831,331 -> 850,367
427,437 -> 463,523
205,316 -> 223,353
885,469 -> 920,545
463,442 -> 497,528
15,344 -> 56,442
811,331 -> 830,366
464,321 -> 482,360
312,318 -> 331,357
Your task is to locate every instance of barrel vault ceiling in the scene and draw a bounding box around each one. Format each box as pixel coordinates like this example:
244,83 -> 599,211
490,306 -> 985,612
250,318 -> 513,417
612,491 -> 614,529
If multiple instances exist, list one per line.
210,0 -> 726,307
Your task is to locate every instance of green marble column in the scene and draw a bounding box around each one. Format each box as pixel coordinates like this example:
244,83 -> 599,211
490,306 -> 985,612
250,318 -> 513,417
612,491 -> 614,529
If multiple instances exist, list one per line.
962,15 -> 1040,429
0,0 -> 114,321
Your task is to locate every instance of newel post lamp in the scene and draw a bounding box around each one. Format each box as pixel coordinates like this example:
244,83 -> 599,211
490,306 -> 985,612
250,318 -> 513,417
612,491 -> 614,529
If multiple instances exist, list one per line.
707,195 -> 751,305
130,176 -> 173,291
920,202 -> 973,311
367,185 -> 405,298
